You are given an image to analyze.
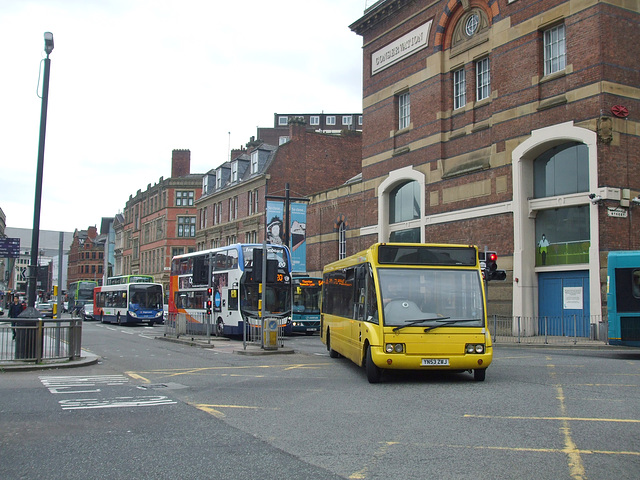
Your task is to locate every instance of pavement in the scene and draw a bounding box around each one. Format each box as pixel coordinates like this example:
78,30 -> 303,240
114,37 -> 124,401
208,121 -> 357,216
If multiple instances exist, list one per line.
0,330 -> 619,372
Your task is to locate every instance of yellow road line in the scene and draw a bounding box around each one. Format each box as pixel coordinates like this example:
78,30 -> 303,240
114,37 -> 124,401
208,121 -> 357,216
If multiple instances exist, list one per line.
463,414 -> 640,423
125,372 -> 150,383
192,403 -> 264,419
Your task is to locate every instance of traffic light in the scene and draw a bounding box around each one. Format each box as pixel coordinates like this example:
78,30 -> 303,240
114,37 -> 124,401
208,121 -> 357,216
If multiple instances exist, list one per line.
482,251 -> 507,281
207,287 -> 213,314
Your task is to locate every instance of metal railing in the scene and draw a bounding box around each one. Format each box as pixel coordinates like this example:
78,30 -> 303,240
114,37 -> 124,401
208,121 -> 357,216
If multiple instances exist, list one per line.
164,312 -> 213,338
164,312 -> 287,349
490,314 -> 608,345
0,319 -> 83,363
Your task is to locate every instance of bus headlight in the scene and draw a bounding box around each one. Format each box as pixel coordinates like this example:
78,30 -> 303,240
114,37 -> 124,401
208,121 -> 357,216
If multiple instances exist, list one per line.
466,344 -> 485,354
385,343 -> 404,353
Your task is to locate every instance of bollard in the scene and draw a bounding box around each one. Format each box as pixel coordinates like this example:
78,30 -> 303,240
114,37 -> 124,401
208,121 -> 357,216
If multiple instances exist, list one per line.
262,317 -> 278,350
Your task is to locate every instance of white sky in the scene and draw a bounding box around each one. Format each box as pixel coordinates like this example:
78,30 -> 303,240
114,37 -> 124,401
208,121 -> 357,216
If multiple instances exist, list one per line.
0,0 -> 367,233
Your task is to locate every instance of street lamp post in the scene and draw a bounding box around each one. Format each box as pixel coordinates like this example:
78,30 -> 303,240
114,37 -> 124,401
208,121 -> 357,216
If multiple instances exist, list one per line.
27,32 -> 54,308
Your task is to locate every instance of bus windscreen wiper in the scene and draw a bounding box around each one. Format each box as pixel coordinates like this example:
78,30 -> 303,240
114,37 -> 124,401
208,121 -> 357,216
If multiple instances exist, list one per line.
392,316 -> 450,332
423,318 -> 482,332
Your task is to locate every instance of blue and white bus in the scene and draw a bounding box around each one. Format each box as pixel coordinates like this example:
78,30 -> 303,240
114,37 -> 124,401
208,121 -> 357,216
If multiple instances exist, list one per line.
607,251 -> 640,346
94,280 -> 164,326
169,244 -> 292,337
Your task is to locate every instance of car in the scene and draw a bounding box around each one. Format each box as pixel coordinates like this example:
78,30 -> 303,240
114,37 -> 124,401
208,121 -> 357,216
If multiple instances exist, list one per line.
82,303 -> 95,321
35,302 -> 54,318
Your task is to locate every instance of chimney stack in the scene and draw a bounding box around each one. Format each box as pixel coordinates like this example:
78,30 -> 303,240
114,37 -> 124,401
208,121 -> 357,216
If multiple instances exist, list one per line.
171,149 -> 191,178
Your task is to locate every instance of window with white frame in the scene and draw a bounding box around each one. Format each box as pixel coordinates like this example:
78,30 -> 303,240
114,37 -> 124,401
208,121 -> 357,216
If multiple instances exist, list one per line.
342,115 -> 352,126
358,115 -> 363,125
216,173 -> 222,189
310,116 -> 320,126
231,162 -> 238,182
475,57 -> 490,101
398,91 -> 410,130
229,198 -> 234,220
543,24 -> 566,76
453,68 -> 466,110
251,150 -> 259,173
177,216 -> 196,237
278,116 -> 288,126
279,136 -> 290,145
217,202 -> 222,223
248,191 -> 253,215
176,191 -> 194,206
254,189 -> 259,213
326,116 -> 336,125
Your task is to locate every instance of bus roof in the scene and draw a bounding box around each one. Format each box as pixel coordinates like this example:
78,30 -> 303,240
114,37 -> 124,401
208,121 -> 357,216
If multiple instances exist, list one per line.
322,242 -> 478,272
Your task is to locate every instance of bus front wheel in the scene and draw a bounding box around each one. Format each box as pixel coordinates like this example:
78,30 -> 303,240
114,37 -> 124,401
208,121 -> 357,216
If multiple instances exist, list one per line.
365,345 -> 383,384
474,368 -> 486,382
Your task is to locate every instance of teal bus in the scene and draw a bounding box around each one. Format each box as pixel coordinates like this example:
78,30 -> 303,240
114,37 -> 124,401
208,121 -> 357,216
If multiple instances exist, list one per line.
291,276 -> 322,335
607,251 -> 640,346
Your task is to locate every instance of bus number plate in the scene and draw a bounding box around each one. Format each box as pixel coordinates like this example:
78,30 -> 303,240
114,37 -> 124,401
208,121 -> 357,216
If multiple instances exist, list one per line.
421,358 -> 449,366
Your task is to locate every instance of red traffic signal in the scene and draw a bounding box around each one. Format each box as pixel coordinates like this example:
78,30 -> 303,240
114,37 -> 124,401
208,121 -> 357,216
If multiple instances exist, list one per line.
481,250 -> 506,281
207,287 -> 213,296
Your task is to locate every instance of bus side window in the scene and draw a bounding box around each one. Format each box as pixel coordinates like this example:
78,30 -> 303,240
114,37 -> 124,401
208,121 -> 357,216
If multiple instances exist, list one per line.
633,270 -> 640,299
354,265 -> 367,321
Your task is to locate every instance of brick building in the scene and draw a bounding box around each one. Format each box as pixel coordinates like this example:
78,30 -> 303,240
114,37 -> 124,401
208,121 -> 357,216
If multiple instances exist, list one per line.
195,120 -> 362,254
307,0 -> 640,337
114,149 -> 203,294
67,226 -> 105,287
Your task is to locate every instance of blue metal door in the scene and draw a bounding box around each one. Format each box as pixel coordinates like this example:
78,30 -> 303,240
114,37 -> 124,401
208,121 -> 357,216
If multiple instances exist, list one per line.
538,271 -> 590,337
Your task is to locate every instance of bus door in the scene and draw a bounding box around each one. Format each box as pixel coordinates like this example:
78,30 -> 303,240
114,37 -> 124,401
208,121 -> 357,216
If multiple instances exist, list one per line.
348,265 -> 369,362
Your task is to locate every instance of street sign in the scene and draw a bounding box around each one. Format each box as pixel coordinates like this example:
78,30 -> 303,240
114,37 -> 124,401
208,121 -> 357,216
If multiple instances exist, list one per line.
0,238 -> 20,258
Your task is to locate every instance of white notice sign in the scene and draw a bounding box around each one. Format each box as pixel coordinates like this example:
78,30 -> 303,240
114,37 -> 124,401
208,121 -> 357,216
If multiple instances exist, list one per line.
563,287 -> 583,310
371,21 -> 432,75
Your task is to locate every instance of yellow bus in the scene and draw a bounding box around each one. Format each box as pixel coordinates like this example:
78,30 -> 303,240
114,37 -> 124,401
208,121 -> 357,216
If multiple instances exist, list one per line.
321,243 -> 492,383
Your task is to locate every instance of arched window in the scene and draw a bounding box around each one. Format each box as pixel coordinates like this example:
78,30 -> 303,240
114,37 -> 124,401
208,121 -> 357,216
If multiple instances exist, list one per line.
389,181 -> 420,223
389,180 -> 421,243
534,142 -> 589,198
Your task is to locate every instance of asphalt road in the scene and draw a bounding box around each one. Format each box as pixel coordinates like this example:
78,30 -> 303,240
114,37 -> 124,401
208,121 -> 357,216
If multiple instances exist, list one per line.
1,322 -> 639,480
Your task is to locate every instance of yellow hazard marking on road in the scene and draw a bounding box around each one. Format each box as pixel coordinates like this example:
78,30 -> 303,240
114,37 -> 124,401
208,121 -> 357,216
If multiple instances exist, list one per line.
192,403 -> 264,419
349,442 -> 399,479
125,373 -> 150,383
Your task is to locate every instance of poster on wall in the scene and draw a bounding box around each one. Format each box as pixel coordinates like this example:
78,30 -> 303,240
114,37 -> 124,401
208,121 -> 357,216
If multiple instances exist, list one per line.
266,201 -> 284,246
290,202 -> 307,273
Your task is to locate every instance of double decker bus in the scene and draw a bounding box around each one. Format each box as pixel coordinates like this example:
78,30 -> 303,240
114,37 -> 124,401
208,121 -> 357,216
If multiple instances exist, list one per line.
607,251 -> 640,346
291,276 -> 322,335
67,280 -> 98,312
168,243 -> 292,337
321,243 -> 492,383
93,279 -> 164,325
